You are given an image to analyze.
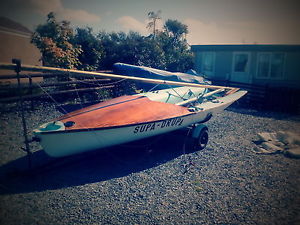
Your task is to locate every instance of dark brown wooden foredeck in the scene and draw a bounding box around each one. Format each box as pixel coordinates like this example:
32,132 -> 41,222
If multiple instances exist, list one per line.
58,95 -> 192,130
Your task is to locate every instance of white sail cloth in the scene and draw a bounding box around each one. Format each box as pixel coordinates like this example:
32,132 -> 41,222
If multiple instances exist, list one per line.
253,131 -> 300,158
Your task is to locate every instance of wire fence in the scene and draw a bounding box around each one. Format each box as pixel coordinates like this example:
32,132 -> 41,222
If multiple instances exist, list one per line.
0,72 -> 137,108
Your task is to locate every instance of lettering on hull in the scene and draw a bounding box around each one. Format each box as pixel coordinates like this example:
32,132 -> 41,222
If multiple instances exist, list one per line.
133,117 -> 184,134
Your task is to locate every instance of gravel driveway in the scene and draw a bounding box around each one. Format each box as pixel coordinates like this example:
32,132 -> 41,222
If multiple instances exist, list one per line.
0,102 -> 299,225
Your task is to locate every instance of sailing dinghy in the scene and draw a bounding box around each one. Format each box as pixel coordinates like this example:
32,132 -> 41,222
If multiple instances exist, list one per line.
0,62 -> 247,158
33,86 -> 246,157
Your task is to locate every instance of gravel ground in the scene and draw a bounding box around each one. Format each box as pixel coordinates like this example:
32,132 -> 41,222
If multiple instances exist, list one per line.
0,102 -> 299,225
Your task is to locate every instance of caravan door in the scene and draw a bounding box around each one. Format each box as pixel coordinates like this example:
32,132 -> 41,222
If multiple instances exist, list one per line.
231,52 -> 251,83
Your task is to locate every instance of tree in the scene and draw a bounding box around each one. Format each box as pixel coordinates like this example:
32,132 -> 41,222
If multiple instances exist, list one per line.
98,31 -> 165,70
74,27 -> 104,71
97,31 -> 126,69
164,19 -> 188,42
147,10 -> 161,38
31,12 -> 82,69
32,12 -> 193,73
157,19 -> 193,72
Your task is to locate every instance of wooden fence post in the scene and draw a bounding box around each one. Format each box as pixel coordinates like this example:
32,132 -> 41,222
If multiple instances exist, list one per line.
28,75 -> 34,110
12,59 -> 32,169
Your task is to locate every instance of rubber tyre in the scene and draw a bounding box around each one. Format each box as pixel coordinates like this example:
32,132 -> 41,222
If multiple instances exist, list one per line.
194,128 -> 208,150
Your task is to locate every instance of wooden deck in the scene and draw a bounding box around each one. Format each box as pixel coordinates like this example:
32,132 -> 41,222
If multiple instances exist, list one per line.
59,95 -> 192,130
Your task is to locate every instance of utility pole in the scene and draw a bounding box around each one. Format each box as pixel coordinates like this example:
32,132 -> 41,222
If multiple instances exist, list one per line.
147,10 -> 161,38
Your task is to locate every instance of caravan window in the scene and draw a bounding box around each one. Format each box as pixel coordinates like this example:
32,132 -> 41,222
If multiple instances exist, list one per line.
270,53 -> 284,78
257,52 -> 284,79
202,52 -> 215,76
233,53 -> 249,72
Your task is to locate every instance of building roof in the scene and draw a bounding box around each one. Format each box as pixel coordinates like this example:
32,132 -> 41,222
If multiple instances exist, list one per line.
0,17 -> 32,35
191,44 -> 300,52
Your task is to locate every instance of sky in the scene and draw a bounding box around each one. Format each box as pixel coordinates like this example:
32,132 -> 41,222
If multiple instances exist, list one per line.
0,0 -> 300,45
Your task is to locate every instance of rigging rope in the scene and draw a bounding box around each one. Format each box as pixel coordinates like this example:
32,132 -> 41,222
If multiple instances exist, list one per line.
166,83 -> 185,101
31,76 -> 69,115
147,83 -> 161,92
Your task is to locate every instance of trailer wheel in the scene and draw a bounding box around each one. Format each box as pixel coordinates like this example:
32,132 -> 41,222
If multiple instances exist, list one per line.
194,127 -> 208,150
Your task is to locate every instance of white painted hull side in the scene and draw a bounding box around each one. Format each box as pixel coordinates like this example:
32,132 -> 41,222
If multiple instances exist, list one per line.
36,90 -> 247,157
37,114 -> 196,157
